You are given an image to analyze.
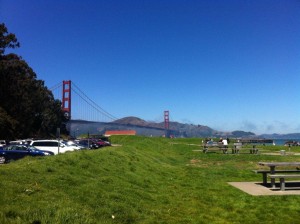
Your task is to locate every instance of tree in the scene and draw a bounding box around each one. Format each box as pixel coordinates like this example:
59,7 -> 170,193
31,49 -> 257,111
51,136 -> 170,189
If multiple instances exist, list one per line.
0,23 -> 66,139
0,23 -> 20,55
0,107 -> 16,139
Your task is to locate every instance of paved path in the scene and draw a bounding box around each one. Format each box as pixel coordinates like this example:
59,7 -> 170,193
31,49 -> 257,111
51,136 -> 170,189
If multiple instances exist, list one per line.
229,182 -> 300,196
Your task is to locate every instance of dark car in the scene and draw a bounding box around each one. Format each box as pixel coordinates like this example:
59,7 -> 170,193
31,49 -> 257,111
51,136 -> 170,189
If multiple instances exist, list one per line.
78,139 -> 99,149
284,141 -> 300,147
0,144 -> 54,164
94,139 -> 111,147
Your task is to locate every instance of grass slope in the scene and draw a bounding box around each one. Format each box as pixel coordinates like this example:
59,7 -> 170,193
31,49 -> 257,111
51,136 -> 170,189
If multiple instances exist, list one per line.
1,136 -> 300,223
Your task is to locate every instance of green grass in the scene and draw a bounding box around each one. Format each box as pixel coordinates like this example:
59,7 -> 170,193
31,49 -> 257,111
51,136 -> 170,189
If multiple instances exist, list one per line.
1,136 -> 300,223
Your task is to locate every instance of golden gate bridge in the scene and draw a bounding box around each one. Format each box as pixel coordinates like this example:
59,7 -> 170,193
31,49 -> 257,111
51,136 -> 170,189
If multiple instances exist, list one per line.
50,80 -> 119,122
50,80 -> 170,137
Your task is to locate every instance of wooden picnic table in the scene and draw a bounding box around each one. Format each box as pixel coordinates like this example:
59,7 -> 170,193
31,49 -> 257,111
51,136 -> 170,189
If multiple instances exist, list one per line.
202,143 -> 228,154
258,162 -> 300,189
203,142 -> 259,154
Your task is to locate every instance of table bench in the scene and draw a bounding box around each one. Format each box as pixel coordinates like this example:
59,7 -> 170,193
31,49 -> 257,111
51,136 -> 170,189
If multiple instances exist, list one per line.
257,162 -> 300,189
253,170 -> 300,185
231,143 -> 242,154
203,144 -> 228,154
268,174 -> 300,191
203,143 -> 259,154
232,143 -> 259,154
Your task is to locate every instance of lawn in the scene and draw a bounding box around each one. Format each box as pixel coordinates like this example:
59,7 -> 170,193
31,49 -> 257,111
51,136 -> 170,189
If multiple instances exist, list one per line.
1,136 -> 300,223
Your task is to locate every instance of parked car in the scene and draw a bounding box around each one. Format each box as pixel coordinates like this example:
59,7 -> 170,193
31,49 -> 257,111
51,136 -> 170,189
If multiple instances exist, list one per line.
94,139 -> 111,147
284,141 -> 300,146
0,145 -> 54,164
9,140 -> 25,145
8,139 -> 33,145
78,139 -> 99,149
30,140 -> 79,154
0,140 -> 6,146
65,140 -> 85,150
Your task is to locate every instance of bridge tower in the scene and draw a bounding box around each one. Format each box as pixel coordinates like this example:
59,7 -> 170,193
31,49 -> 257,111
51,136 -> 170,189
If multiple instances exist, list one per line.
62,80 -> 71,120
164,110 -> 170,137
164,110 -> 169,130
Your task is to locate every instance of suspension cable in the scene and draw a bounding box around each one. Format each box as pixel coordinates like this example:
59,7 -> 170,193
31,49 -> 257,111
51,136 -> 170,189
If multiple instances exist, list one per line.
49,82 -> 62,92
72,82 -> 119,121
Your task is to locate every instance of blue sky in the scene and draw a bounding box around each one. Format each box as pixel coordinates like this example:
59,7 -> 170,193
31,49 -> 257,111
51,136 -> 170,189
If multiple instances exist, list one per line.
1,0 -> 300,134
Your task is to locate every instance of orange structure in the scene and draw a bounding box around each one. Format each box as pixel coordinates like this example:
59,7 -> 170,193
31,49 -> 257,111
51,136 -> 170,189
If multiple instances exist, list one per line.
104,130 -> 136,136
164,110 -> 169,130
62,80 -> 71,119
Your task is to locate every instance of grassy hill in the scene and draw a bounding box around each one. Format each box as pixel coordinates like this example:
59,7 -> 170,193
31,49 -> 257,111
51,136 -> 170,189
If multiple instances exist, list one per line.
1,136 -> 300,223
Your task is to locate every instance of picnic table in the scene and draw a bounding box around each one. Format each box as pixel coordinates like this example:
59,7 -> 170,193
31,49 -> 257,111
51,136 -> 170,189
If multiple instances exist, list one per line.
203,142 -> 259,154
232,143 -> 259,154
257,162 -> 300,190
202,142 -> 228,154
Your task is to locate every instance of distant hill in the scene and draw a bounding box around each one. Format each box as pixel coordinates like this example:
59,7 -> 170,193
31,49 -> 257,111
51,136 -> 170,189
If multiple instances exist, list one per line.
69,117 -> 300,138
230,130 -> 256,138
113,116 -> 215,136
112,117 -> 252,138
112,117 -> 150,127
258,133 -> 300,139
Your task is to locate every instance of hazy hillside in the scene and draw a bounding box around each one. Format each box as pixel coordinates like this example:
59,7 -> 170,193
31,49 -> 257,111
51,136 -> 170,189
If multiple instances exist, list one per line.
113,116 -> 217,137
112,117 -> 150,127
259,133 -> 300,139
112,117 -> 259,137
69,117 -> 264,138
69,116 -> 300,138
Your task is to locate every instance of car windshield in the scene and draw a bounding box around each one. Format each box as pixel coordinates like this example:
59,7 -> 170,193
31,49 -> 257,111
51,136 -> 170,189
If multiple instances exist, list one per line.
4,145 -> 18,150
65,141 -> 77,146
27,146 -> 41,152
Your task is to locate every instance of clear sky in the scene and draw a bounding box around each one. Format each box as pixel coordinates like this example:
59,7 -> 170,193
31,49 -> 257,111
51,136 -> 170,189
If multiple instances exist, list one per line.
1,0 -> 300,134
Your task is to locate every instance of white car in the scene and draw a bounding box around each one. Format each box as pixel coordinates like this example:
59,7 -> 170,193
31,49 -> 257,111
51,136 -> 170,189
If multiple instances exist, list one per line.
65,140 -> 84,150
30,140 -> 79,155
0,140 -> 6,146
